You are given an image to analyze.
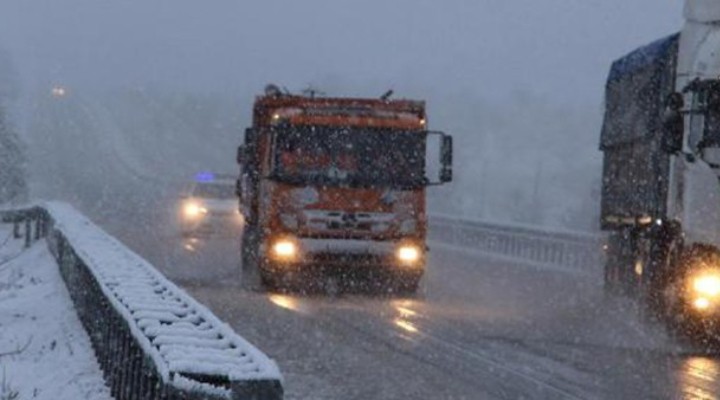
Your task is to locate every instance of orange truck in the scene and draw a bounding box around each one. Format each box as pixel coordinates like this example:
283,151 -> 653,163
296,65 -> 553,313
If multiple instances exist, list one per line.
236,86 -> 452,292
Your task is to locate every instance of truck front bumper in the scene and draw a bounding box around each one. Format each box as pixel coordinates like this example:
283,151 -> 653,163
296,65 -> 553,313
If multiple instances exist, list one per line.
263,238 -> 426,271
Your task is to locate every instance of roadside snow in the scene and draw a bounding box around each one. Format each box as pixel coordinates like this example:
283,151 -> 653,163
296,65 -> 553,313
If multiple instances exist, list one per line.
0,227 -> 111,400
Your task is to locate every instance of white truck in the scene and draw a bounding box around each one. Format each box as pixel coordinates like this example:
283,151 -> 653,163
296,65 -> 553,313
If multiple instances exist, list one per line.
601,0 -> 720,338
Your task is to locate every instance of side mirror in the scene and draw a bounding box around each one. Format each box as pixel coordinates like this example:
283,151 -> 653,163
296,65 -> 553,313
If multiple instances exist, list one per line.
237,145 -> 246,165
440,135 -> 453,183
662,93 -> 684,154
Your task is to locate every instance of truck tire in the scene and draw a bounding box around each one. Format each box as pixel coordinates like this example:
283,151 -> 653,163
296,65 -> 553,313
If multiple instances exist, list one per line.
241,225 -> 261,289
241,226 -> 258,270
259,268 -> 281,291
603,261 -> 622,297
604,231 -> 637,297
394,273 -> 422,295
639,226 -> 682,325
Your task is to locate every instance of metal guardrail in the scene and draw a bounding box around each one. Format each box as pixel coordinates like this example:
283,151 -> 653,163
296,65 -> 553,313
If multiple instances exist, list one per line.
0,207 -> 47,248
429,214 -> 605,273
1,203 -> 283,400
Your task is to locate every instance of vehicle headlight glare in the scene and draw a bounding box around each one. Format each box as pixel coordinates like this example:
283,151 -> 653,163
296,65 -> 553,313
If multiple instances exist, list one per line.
184,203 -> 207,218
693,275 -> 720,297
397,245 -> 421,263
694,297 -> 711,310
272,240 -> 297,259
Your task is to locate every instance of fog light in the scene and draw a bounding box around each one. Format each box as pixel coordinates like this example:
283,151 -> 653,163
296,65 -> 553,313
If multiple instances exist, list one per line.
694,297 -> 711,311
397,245 -> 421,263
694,275 -> 720,297
272,240 -> 298,260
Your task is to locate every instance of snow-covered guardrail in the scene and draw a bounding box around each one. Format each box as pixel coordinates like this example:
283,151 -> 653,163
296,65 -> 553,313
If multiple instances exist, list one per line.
429,214 -> 605,273
0,206 -> 47,247
0,203 -> 283,400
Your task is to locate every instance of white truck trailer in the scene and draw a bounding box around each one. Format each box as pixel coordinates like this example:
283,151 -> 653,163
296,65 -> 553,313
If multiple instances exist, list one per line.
601,0 -> 720,339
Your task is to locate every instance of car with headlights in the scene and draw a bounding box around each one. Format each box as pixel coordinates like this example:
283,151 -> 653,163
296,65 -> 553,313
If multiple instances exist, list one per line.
179,173 -> 243,237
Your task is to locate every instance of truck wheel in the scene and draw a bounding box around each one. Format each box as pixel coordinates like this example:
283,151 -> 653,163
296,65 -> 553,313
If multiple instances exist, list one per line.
394,273 -> 422,295
259,270 -> 278,291
603,262 -> 622,297
638,288 -> 663,325
241,226 -> 261,289
259,266 -> 293,292
241,226 -> 258,270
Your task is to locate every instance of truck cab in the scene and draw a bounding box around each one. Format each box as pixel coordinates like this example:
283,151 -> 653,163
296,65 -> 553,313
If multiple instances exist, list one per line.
237,87 -> 452,292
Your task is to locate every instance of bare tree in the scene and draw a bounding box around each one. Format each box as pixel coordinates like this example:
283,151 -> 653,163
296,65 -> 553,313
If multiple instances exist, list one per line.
0,106 -> 27,205
0,48 -> 26,205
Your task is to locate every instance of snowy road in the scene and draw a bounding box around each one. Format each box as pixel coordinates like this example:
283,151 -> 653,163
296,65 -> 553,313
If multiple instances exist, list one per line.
135,231 -> 706,400
26,92 -> 720,399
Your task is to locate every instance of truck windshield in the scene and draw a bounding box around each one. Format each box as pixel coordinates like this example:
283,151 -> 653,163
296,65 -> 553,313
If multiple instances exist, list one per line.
273,126 -> 426,188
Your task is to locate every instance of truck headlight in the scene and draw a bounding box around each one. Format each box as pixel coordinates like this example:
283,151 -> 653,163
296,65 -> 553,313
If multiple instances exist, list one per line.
693,274 -> 720,297
688,271 -> 720,311
183,202 -> 207,219
272,239 -> 298,261
694,297 -> 711,311
396,245 -> 421,264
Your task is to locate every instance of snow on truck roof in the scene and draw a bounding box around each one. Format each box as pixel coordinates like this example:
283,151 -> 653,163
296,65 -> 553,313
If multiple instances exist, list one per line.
607,33 -> 680,84
254,95 -> 426,115
254,95 -> 427,129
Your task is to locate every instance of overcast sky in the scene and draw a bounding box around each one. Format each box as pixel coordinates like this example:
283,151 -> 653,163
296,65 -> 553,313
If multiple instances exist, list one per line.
0,1 -> 687,228
0,0 -> 683,106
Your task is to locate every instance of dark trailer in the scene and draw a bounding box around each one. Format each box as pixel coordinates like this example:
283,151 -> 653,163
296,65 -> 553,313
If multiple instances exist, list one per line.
599,34 -> 680,292
600,33 -> 680,229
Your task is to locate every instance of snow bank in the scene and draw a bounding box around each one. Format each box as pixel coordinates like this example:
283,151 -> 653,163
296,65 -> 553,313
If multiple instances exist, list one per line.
40,202 -> 282,396
0,227 -> 112,400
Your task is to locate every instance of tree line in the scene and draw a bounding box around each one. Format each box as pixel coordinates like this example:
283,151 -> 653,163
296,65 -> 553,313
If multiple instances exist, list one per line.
0,48 -> 27,205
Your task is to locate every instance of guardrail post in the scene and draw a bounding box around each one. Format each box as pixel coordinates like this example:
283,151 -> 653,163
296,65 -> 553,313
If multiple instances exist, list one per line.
35,214 -> 42,241
13,219 -> 20,239
110,318 -> 121,398
123,337 -> 131,400
24,217 -> 31,248
144,362 -> 160,400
